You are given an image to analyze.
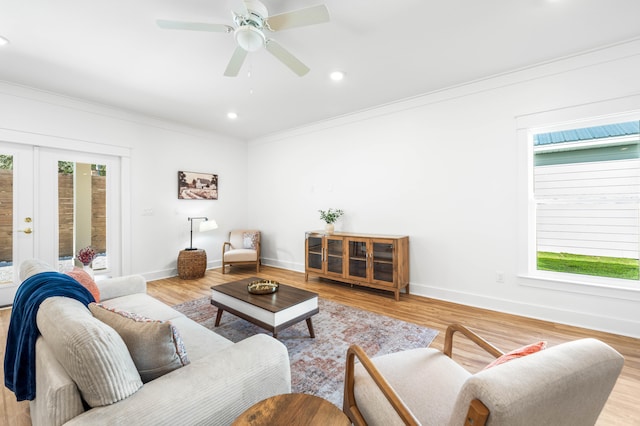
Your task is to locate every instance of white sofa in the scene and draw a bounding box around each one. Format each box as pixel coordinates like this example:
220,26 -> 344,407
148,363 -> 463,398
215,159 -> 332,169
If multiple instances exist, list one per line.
26,269 -> 291,425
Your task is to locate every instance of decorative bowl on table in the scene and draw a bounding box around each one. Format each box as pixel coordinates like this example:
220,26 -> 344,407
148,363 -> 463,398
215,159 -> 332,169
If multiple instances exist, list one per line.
247,279 -> 279,294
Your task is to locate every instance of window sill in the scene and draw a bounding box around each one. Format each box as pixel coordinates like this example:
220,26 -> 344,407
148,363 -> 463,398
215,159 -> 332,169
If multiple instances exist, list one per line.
518,271 -> 640,302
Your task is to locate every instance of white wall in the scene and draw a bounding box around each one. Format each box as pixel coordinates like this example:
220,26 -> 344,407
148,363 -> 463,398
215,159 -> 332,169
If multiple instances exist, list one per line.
2,38 -> 638,337
247,39 -> 640,338
0,82 -> 247,279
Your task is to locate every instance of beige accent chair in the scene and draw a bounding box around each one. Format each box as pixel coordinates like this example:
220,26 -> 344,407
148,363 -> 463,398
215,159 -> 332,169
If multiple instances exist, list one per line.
344,324 -> 623,426
222,229 -> 261,274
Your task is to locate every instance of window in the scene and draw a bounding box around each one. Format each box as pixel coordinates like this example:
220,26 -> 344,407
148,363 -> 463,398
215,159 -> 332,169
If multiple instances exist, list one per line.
531,120 -> 640,282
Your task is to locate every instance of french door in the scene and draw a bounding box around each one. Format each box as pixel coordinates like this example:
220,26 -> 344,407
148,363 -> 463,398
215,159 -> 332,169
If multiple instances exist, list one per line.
0,142 -> 121,306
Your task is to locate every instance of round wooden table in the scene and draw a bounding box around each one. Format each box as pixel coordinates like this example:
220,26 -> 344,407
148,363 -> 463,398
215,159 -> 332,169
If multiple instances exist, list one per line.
232,394 -> 350,426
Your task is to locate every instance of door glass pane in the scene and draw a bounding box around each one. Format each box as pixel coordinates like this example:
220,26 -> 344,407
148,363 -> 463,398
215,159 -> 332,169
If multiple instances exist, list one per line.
327,256 -> 343,274
373,262 -> 394,282
327,238 -> 343,274
307,236 -> 323,269
349,241 -> 367,278
327,239 -> 342,256
308,236 -> 322,253
373,242 -> 394,282
58,161 -> 108,272
373,242 -> 394,261
0,154 -> 13,283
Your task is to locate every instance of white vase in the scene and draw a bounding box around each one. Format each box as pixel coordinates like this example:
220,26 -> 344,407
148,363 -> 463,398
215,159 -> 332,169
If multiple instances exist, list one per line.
325,223 -> 335,234
82,263 -> 94,279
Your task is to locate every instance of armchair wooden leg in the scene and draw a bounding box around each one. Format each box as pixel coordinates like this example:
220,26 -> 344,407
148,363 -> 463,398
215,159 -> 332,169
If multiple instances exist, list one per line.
465,399 -> 489,426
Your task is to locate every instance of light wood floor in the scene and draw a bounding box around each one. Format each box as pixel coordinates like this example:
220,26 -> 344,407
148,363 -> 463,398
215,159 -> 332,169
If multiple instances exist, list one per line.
2,266 -> 639,425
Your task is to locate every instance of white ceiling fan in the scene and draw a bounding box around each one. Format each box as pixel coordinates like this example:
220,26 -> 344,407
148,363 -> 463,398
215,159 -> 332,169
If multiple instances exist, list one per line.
157,0 -> 330,77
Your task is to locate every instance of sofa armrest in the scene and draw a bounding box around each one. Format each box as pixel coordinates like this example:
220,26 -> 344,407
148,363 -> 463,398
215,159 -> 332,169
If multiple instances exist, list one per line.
96,275 -> 146,301
29,338 -> 84,426
64,334 -> 291,426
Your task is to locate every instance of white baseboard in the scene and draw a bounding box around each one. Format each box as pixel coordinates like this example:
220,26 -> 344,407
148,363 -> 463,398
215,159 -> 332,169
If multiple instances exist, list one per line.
261,257 -> 304,272
410,282 -> 640,339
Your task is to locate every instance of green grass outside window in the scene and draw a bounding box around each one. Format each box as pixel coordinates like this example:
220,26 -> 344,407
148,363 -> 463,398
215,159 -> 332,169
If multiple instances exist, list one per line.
537,252 -> 639,280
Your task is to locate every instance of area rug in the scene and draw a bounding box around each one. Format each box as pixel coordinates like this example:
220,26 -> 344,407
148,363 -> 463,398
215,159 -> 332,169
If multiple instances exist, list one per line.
172,297 -> 438,407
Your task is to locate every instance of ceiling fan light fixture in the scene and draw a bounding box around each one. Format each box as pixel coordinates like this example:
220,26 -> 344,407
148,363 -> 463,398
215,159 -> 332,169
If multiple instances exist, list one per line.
235,26 -> 265,52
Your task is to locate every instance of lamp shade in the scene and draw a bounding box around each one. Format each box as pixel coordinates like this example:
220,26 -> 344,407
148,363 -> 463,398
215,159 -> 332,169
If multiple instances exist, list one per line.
235,26 -> 265,52
199,219 -> 218,232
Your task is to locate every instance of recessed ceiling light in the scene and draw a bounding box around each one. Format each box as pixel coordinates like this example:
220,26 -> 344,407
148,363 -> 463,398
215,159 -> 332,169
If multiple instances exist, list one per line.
330,71 -> 345,81
227,112 -> 238,120
0,36 -> 9,46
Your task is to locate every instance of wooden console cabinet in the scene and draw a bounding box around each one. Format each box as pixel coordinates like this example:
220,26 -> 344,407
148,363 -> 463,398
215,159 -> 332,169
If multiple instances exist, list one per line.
305,231 -> 410,301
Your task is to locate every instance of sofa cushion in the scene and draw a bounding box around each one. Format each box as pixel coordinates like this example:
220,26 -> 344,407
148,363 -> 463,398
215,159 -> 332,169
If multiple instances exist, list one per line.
89,303 -> 190,382
65,267 -> 101,302
37,297 -> 142,407
169,316 -> 234,361
224,249 -> 258,262
99,292 -> 184,321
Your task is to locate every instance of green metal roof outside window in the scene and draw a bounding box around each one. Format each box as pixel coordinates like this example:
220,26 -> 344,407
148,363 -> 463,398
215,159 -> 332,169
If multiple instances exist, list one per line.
533,121 -> 640,146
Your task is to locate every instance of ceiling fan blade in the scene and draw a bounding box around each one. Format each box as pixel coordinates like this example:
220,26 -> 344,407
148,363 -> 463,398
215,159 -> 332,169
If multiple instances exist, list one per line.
265,4 -> 330,31
224,46 -> 249,77
265,39 -> 309,76
156,19 -> 233,33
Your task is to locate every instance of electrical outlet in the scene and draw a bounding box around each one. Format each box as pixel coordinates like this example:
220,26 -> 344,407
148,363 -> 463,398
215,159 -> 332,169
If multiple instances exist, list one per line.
496,271 -> 505,283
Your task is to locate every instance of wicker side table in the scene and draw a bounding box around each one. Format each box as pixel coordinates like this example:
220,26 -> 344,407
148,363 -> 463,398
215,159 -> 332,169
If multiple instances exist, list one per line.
177,249 -> 207,279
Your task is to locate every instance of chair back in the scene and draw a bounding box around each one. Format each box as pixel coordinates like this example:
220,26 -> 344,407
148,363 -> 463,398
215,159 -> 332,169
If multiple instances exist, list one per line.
448,338 -> 623,425
229,229 -> 260,250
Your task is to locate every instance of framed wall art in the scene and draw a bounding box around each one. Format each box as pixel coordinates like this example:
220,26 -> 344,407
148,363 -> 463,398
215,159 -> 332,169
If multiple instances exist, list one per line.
178,171 -> 218,200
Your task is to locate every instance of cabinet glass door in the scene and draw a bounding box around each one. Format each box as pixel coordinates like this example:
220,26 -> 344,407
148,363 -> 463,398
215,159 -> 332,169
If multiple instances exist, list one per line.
348,239 -> 368,279
372,241 -> 395,284
306,235 -> 323,271
326,237 -> 343,276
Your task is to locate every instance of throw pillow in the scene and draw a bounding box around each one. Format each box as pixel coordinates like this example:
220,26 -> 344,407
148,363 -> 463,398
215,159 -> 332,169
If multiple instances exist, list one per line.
483,341 -> 547,370
89,303 -> 190,382
65,267 -> 101,302
37,297 -> 142,407
243,231 -> 259,249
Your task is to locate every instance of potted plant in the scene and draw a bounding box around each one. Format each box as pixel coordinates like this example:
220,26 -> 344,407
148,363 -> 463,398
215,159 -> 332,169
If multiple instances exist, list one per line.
318,208 -> 344,234
76,246 -> 97,277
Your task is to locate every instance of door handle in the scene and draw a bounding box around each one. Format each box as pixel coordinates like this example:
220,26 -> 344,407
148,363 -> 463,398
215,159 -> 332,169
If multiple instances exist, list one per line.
18,227 -> 33,234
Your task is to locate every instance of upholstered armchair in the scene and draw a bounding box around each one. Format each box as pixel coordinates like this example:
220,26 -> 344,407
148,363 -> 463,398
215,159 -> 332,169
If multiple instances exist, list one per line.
344,324 -> 623,426
222,229 -> 261,274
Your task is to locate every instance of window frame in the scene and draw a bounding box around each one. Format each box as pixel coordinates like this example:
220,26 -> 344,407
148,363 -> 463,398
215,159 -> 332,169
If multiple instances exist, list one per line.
516,98 -> 640,298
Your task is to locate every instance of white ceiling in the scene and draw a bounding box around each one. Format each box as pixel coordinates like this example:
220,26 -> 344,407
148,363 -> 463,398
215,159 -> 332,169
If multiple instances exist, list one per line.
1,0 -> 640,141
